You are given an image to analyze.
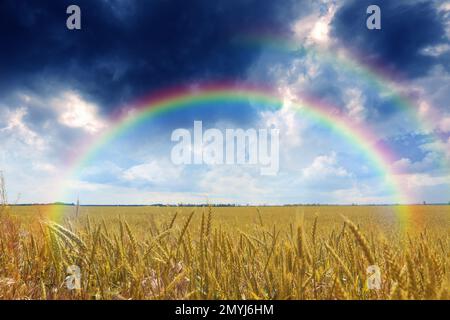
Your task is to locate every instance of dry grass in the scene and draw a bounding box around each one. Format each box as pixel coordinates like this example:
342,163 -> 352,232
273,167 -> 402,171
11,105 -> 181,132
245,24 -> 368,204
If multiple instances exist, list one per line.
0,203 -> 448,300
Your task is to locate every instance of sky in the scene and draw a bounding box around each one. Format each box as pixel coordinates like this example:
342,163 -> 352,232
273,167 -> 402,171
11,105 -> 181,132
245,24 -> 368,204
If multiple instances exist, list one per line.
0,0 -> 449,205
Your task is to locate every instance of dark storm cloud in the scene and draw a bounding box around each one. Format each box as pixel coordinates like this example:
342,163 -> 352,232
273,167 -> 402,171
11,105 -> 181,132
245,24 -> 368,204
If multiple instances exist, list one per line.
0,0 -> 303,113
331,0 -> 448,78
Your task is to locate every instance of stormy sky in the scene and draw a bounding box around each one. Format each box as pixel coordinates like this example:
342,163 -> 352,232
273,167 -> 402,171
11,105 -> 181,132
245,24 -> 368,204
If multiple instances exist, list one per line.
0,0 -> 449,204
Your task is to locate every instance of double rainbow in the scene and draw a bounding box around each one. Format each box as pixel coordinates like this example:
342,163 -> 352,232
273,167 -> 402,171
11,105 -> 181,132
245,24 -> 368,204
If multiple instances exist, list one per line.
46,34 -> 450,229
236,33 -> 449,154
49,83 -> 412,228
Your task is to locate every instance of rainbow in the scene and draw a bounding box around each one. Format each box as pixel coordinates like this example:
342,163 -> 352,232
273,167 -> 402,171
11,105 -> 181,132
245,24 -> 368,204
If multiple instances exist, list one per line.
234,33 -> 450,169
48,83 -> 413,229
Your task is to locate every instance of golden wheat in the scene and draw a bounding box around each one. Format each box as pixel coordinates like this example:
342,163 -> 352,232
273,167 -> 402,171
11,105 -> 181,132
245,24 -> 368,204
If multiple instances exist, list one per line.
0,204 -> 448,300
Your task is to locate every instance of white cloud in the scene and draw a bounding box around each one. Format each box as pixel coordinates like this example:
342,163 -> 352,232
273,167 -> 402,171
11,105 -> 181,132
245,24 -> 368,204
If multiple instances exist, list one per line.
331,186 -> 395,205
418,99 -> 432,117
199,166 -> 266,201
302,152 -> 349,179
64,178 -> 211,204
344,88 -> 366,122
291,4 -> 337,47
439,2 -> 450,12
420,139 -> 450,161
65,179 -> 103,192
438,2 -> 450,40
420,44 -> 450,57
393,70 -> 450,135
51,91 -> 106,133
32,162 -> 57,173
401,173 -> 450,188
391,152 -> 441,174
439,117 -> 450,132
0,106 -> 45,150
122,160 -> 183,184
392,158 -> 413,173
259,86 -> 305,148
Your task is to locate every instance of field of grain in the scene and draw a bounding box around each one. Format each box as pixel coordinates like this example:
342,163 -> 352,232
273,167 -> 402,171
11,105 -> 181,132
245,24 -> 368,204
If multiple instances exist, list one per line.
0,204 -> 449,300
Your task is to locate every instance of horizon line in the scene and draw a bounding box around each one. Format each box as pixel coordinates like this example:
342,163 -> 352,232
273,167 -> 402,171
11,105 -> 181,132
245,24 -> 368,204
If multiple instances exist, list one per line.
10,202 -> 450,207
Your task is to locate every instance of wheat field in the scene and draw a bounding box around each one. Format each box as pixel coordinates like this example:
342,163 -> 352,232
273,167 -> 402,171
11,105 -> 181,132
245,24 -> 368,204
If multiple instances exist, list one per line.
0,203 -> 448,300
